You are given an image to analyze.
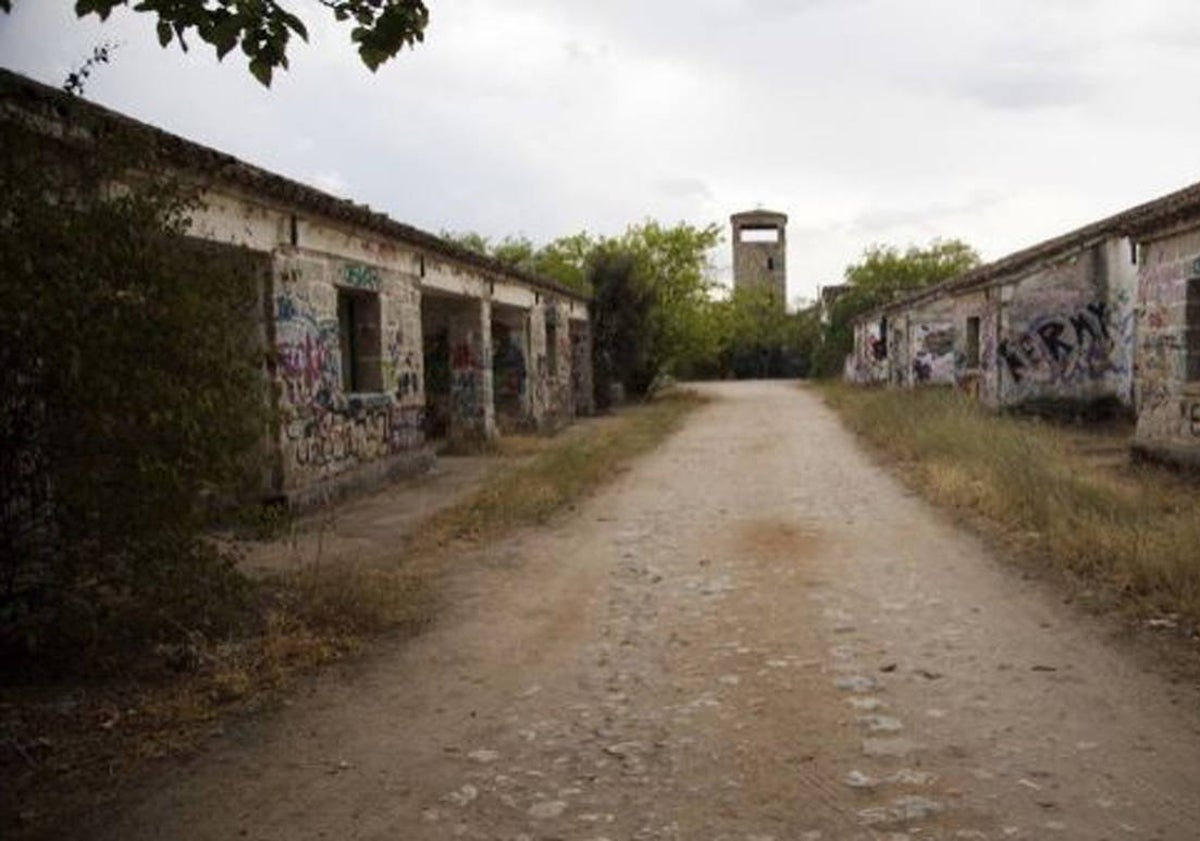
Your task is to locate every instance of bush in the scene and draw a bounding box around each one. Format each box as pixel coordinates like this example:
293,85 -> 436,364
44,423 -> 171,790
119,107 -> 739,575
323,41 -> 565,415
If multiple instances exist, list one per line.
0,112 -> 270,674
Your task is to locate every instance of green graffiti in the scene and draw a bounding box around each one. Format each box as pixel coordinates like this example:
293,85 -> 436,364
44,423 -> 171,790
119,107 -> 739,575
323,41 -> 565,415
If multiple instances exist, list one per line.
342,264 -> 382,290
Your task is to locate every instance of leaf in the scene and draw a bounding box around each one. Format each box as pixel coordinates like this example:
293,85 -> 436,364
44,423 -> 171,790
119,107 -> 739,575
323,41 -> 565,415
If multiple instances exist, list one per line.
156,19 -> 173,47
248,57 -> 273,87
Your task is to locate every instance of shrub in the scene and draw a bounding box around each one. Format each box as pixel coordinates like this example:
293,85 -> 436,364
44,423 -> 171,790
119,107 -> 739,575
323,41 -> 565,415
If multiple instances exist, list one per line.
0,110 -> 270,674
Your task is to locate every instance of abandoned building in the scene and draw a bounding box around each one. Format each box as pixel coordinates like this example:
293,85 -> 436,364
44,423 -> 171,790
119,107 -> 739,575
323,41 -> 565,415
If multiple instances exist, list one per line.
1124,189 -> 1200,468
0,69 -> 594,508
731,209 -> 788,305
847,180 -> 1200,469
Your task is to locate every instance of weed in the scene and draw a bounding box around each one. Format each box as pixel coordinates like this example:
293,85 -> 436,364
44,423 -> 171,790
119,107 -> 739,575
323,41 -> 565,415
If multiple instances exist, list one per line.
821,384 -> 1200,627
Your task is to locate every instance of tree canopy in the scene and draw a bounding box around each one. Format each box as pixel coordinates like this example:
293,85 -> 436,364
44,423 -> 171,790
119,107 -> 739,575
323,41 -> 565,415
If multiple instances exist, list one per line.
811,238 -> 981,377
3,0 -> 430,86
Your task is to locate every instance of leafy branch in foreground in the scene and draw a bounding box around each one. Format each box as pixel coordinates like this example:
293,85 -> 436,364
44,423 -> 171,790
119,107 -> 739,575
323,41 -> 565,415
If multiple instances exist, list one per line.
3,0 -> 430,86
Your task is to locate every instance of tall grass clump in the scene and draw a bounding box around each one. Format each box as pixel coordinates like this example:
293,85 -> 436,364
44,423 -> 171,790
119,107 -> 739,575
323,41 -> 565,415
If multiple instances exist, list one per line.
822,384 -> 1200,625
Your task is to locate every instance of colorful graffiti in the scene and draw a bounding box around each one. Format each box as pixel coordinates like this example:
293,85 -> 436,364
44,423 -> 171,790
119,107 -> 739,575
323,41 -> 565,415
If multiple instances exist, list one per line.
287,403 -> 423,469
276,291 -> 340,409
998,301 -> 1123,385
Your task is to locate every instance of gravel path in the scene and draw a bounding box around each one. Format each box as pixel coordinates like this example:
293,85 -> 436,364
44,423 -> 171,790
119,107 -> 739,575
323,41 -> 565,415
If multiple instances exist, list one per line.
97,381 -> 1200,841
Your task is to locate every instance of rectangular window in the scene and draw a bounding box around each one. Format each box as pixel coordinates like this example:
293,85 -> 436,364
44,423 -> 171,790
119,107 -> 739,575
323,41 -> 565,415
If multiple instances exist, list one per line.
965,316 -> 981,368
875,317 -> 889,360
1187,277 -> 1200,382
739,228 -> 779,243
338,288 -> 383,393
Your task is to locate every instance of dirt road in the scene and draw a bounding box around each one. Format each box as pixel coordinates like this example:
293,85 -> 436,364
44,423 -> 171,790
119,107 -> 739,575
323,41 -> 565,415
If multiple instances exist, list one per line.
98,381 -> 1200,840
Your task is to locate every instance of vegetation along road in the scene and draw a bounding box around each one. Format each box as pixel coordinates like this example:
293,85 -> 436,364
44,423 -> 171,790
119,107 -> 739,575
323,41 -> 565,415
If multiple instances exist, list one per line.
98,381 -> 1200,840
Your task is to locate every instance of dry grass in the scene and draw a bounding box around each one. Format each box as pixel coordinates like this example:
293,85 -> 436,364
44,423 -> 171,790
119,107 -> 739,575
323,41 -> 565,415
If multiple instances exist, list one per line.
2,390 -> 705,840
821,384 -> 1200,628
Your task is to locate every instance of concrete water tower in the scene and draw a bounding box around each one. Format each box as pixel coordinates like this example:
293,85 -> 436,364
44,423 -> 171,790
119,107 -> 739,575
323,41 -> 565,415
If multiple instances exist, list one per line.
730,209 -> 787,306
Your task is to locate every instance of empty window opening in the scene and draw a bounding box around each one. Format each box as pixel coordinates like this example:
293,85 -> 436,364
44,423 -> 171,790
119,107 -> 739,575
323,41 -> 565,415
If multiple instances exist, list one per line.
338,288 -> 383,393
766,256 -> 775,271
1187,277 -> 1200,381
545,319 -> 559,379
875,317 -> 889,360
739,227 -> 780,244
965,316 -> 981,368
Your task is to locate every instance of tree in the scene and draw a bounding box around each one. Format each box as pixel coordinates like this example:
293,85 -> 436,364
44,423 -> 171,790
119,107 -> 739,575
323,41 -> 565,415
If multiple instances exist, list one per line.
811,238 -> 981,378
3,0 -> 430,86
440,229 -> 594,296
0,110 -> 270,671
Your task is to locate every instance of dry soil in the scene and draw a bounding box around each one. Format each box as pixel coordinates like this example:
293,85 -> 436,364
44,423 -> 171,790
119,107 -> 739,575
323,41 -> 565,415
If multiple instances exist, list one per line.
92,381 -> 1200,841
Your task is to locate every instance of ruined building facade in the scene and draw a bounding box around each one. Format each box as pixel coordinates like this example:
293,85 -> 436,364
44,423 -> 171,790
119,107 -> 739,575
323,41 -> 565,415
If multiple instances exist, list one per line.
847,180 -> 1200,470
0,69 -> 595,508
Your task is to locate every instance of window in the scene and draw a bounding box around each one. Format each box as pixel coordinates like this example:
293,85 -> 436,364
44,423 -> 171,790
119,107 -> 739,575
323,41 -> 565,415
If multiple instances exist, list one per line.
739,227 -> 779,243
1188,277 -> 1200,382
766,256 -> 775,271
338,288 -> 383,393
965,316 -> 981,368
874,316 -> 889,360
545,319 -> 558,379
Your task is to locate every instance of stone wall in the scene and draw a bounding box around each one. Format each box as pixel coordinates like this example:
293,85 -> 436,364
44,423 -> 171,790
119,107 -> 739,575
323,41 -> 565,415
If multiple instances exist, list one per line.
272,247 -> 428,504
1133,224 -> 1200,466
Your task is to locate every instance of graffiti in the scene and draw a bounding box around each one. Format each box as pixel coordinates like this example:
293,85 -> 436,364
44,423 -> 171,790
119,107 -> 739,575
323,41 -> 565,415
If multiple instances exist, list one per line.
999,301 -> 1120,385
342,264 -> 382,291
912,324 -> 955,384
290,403 -> 424,470
451,341 -> 476,370
385,328 -> 421,401
1185,401 -> 1200,437
276,290 -> 341,409
451,371 -> 482,418
275,293 -> 298,322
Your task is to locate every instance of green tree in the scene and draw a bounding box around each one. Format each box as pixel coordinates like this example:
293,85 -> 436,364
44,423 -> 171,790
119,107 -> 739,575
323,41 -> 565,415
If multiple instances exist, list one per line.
0,109 -> 270,671
812,238 -> 980,378
3,0 -> 430,86
440,229 -> 594,296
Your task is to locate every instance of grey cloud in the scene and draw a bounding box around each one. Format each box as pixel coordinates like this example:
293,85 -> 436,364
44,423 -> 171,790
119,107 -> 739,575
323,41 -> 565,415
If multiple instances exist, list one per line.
848,192 -> 1006,236
657,177 -> 714,201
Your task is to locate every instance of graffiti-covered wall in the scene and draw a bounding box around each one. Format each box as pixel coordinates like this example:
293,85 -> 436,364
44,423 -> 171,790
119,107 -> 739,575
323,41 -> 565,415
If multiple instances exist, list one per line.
903,298 -> 958,387
525,297 -> 576,429
846,318 -> 889,384
991,240 -> 1136,410
273,247 -> 427,501
1133,225 -> 1200,466
847,236 -> 1138,415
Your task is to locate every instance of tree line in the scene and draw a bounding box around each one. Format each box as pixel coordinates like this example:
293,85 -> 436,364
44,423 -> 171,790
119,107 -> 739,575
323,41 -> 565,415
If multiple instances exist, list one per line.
444,227 -> 981,397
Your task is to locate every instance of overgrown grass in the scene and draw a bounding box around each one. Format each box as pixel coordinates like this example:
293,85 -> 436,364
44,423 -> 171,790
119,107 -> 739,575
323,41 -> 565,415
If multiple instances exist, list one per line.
2,390 -> 705,840
821,384 -> 1200,627
413,390 -> 705,550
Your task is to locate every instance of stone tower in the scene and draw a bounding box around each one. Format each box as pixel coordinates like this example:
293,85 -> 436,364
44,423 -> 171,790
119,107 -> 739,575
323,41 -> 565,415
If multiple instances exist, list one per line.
731,209 -> 787,306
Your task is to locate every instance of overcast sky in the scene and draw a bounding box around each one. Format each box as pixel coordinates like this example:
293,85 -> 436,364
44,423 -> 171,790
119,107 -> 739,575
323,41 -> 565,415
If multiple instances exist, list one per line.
3,1 -> 1200,305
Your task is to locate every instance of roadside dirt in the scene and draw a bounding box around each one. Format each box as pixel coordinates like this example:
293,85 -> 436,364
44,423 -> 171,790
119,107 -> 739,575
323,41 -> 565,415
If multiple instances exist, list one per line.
91,381 -> 1200,840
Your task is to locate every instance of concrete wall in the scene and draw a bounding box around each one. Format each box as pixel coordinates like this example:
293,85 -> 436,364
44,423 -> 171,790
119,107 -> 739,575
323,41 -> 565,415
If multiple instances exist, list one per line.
990,239 -> 1136,411
1133,224 -> 1200,467
849,236 -> 1138,415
